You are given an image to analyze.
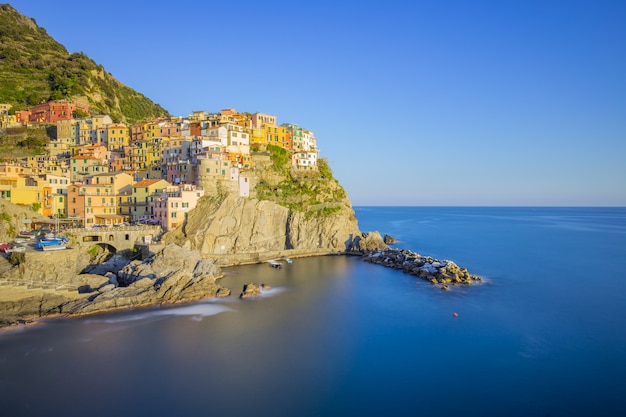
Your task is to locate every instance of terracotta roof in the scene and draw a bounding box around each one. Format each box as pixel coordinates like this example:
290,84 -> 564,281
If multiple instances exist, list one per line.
134,179 -> 163,187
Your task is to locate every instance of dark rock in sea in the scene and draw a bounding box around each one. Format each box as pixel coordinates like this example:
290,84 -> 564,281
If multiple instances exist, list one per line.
383,234 -> 398,244
240,282 -> 262,299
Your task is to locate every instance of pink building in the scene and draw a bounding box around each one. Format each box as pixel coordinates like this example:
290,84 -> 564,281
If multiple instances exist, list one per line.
153,184 -> 204,230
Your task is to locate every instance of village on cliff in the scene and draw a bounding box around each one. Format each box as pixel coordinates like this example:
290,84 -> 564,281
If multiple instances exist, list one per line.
0,99 -> 320,230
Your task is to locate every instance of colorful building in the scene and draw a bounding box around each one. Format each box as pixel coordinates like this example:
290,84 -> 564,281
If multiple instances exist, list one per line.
250,113 -> 276,129
70,155 -> 110,182
107,123 -> 129,152
131,179 -> 170,222
68,172 -> 133,226
153,184 -> 204,230
29,100 -> 90,123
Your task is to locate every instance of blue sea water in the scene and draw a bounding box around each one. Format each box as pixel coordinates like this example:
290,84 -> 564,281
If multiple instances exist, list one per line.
1,207 -> 625,417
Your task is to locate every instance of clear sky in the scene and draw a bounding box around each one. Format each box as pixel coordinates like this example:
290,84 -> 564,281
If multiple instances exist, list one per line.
10,0 -> 626,206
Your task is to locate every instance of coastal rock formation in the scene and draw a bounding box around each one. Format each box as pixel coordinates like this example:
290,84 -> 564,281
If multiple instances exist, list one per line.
164,193 -> 374,264
362,249 -> 483,288
0,244 -> 229,327
239,282 -> 270,299
63,244 -> 229,314
7,249 -> 93,287
383,234 -> 399,244
350,231 -> 389,252
0,199 -> 48,244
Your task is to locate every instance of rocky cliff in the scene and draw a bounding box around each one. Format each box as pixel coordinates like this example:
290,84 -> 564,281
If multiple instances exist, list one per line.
163,193 -> 365,265
163,149 -> 384,265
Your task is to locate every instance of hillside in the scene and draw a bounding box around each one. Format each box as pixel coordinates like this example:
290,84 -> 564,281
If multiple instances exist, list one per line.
0,4 -> 170,123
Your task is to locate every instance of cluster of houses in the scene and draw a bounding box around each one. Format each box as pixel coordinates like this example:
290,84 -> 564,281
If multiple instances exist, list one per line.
0,101 -> 320,230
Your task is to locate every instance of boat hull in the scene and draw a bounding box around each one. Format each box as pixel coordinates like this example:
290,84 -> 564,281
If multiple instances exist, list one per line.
41,244 -> 67,251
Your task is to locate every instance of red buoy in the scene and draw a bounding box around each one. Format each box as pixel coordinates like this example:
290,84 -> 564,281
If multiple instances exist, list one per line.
453,312 -> 459,317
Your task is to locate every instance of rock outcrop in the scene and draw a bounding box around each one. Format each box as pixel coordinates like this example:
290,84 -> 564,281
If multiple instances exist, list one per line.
239,282 -> 271,299
349,231 -> 389,252
0,199 -> 48,244
164,193 -> 376,264
362,249 -> 483,289
0,244 -> 230,327
383,234 -> 398,244
62,244 -> 229,315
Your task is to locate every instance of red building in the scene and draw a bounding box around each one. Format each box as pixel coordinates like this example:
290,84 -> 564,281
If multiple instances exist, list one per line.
29,100 -> 90,123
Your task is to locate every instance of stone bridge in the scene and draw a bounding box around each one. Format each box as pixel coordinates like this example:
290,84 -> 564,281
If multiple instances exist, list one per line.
61,225 -> 163,252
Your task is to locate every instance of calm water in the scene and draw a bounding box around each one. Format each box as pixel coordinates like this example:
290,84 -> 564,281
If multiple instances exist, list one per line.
1,207 -> 625,417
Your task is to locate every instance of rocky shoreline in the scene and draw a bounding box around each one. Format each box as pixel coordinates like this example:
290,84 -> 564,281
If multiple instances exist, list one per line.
362,248 -> 483,289
0,244 -> 230,329
0,231 -> 482,330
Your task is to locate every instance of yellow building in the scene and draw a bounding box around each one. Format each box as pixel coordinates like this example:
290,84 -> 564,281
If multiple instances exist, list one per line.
266,125 -> 289,149
145,121 -> 163,140
250,128 -> 268,146
107,123 -> 130,152
131,179 -> 170,221
0,103 -> 12,115
0,114 -> 18,128
0,170 -> 48,214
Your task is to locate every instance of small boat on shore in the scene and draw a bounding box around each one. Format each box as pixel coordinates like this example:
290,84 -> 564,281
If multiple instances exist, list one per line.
41,243 -> 67,251
18,230 -> 35,239
268,260 -> 282,269
37,236 -> 69,251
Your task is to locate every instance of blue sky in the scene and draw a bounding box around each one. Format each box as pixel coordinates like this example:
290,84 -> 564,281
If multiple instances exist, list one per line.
10,0 -> 626,206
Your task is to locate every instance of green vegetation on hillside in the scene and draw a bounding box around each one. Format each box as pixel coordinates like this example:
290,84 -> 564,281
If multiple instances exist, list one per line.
0,4 -> 170,123
0,125 -> 51,158
256,146 -> 346,217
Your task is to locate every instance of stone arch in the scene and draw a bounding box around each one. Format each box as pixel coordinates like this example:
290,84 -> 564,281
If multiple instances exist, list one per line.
95,242 -> 117,253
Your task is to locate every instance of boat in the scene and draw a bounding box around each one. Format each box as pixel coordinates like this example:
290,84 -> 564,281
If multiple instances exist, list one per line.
268,260 -> 282,269
41,243 -> 67,251
7,246 -> 26,253
285,258 -> 293,264
37,236 -> 69,251
18,230 -> 35,239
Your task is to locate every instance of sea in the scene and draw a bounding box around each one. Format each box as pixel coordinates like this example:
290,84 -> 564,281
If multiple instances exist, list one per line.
1,206 -> 625,417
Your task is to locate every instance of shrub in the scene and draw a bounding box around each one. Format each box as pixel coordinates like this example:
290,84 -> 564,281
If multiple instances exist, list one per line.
8,252 -> 25,265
